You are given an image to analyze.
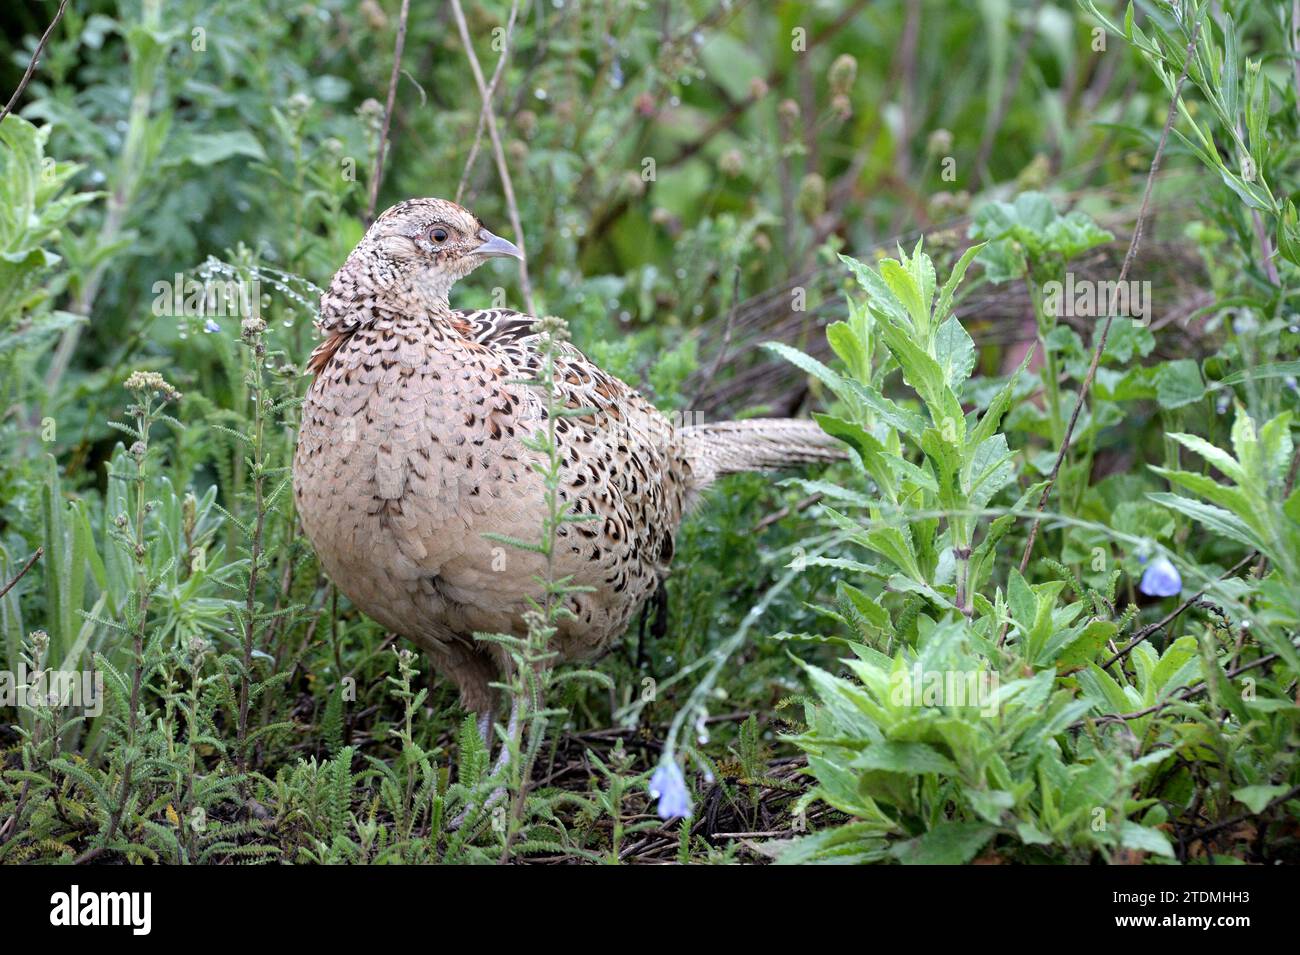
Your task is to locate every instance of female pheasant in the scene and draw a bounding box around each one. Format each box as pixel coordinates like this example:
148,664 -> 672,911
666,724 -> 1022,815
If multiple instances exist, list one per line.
293,198 -> 842,729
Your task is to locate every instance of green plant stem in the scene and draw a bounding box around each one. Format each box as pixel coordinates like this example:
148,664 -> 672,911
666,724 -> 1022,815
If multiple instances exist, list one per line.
236,349 -> 268,773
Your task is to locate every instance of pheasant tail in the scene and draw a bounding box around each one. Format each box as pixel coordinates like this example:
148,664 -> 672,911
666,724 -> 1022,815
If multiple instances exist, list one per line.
680,417 -> 845,491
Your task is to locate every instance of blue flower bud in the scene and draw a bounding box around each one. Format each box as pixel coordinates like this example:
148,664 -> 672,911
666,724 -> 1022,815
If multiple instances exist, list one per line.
1138,556 -> 1181,597
649,761 -> 692,820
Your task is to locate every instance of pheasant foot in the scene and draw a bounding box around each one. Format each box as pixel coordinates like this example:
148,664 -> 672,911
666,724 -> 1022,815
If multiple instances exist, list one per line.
450,697 -> 522,831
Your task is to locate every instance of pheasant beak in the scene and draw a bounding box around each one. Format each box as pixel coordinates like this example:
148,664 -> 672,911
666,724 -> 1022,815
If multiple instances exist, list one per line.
475,229 -> 524,260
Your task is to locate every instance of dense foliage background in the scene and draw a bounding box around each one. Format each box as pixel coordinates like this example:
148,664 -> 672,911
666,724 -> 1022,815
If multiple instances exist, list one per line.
1,0 -> 1297,864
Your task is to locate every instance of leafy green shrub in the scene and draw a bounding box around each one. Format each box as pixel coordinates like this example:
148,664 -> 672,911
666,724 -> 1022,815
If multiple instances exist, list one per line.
772,241 -> 1299,864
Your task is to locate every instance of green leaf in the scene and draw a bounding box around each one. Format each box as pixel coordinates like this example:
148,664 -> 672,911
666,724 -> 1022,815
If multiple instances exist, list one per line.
1080,663 -> 1138,714
965,434 -> 1016,510
1015,822 -> 1054,846
814,413 -> 895,500
1149,468 -> 1256,532
167,130 -> 268,167
933,242 -> 985,326
1152,636 -> 1201,697
934,316 -> 976,390
1231,785 -> 1289,814
878,320 -> 965,440
863,525 -> 924,582
1117,821 -> 1175,857
853,741 -> 960,776
890,822 -> 993,864
763,341 -> 851,403
1008,568 -> 1035,632
770,823 -> 890,865
1165,432 -> 1245,484
1055,620 -> 1117,669
969,351 -> 1033,449
1154,359 -> 1206,409
880,258 -> 928,336
839,253 -> 909,327
1147,492 -> 1263,552
837,581 -> 893,635
826,321 -> 868,380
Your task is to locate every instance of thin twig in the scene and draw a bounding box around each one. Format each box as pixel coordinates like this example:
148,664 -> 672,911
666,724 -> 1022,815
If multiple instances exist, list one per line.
449,0 -> 536,315
0,0 -> 69,125
756,493 -> 824,533
1099,551 -> 1257,670
1184,783 -> 1300,843
693,266 -> 741,408
1014,23 -> 1203,580
365,0 -> 411,226
456,0 -> 522,205
1073,650 -> 1283,729
0,547 -> 43,600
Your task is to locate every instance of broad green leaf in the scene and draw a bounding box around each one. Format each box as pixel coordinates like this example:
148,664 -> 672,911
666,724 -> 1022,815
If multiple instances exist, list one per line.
935,316 -> 976,390
814,413 -> 895,500
853,741 -> 959,775
837,581 -> 892,635
1147,492 -> 1263,552
1151,636 -> 1199,697
878,319 -> 965,439
965,434 -> 1016,510
880,258 -> 928,336
1149,467 -> 1257,532
851,381 -> 928,438
1154,359 -> 1206,409
1080,663 -> 1139,714
166,129 -> 268,167
826,321 -> 868,380
1007,568 -> 1035,633
1165,432 -> 1245,484
1257,411 -> 1294,484
1117,821 -> 1175,857
1232,785 -> 1289,814
839,253 -> 909,327
889,822 -> 993,865
1055,620 -> 1117,669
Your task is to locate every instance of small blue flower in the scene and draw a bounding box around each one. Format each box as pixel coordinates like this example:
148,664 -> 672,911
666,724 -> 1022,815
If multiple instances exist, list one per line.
203,318 -> 221,334
1139,556 -> 1181,597
649,761 -> 692,820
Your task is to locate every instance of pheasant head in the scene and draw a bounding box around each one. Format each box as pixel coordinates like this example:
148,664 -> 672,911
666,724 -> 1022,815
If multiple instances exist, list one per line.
318,198 -> 522,335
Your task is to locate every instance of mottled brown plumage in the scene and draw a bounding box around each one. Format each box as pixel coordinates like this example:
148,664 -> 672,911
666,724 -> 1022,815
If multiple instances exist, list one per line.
292,198 -> 842,719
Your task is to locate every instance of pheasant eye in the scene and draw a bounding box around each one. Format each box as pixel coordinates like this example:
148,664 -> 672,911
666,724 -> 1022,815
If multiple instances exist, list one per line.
429,227 -> 448,243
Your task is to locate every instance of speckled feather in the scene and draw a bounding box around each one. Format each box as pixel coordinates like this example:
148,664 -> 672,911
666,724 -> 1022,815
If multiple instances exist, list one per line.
293,199 -> 843,713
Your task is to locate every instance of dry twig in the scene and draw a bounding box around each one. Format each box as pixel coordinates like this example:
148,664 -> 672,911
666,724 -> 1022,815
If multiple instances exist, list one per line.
456,0 -> 522,205
365,0 -> 411,225
449,0 -> 536,315
1013,23 -> 1204,582
0,0 -> 69,125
